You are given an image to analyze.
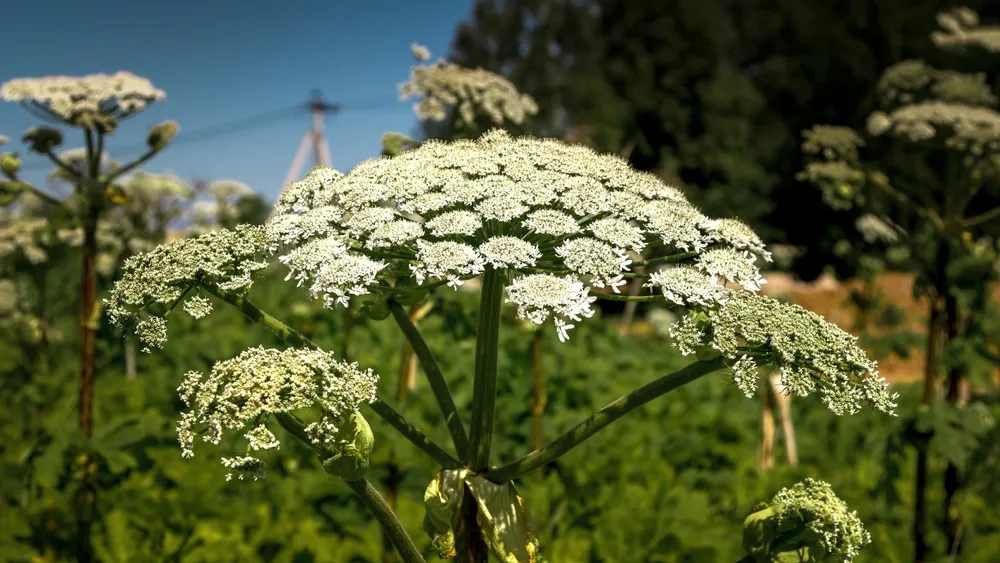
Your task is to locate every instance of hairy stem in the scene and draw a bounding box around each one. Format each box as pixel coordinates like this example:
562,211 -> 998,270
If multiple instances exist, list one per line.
200,283 -> 462,469
389,299 -> 469,458
962,204 -> 1000,228
467,268 -> 504,470
489,357 -> 726,482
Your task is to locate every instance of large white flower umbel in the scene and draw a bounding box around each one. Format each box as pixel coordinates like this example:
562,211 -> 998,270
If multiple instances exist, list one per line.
108,129 -> 895,563
268,129 -> 763,337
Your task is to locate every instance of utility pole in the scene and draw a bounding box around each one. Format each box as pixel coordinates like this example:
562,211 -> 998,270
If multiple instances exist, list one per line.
279,89 -> 339,197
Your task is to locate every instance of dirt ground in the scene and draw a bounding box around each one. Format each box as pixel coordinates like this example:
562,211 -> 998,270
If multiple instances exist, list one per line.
760,272 -> 1000,383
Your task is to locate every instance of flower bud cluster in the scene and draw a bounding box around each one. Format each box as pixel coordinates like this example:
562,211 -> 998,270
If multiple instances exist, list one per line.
104,225 -> 270,350
743,478 -> 871,563
666,285 -> 897,416
176,346 -> 378,481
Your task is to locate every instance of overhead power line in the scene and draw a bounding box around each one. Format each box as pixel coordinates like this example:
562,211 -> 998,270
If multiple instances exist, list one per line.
14,94 -> 402,173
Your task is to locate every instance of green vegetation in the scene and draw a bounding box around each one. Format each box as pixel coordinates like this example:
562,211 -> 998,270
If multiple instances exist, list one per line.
2,2 -> 1000,563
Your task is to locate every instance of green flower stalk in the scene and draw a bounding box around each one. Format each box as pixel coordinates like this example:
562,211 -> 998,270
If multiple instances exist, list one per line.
109,129 -> 895,562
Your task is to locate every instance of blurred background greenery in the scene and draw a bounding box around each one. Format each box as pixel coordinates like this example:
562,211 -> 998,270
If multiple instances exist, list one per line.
3,1 -> 1000,562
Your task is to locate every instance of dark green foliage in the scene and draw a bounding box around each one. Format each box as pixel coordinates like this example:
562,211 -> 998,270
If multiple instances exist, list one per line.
3,255 -> 1000,561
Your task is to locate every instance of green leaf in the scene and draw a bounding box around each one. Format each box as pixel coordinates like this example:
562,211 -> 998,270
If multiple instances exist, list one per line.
421,470 -> 545,562
466,476 -> 545,563
321,412 -> 375,481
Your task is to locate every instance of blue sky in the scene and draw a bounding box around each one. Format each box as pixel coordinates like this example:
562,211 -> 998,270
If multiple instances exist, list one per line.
1,0 -> 474,200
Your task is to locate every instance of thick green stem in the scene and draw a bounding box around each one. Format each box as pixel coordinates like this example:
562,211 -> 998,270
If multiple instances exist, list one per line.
346,479 -> 428,563
101,149 -> 160,184
200,283 -> 310,347
201,283 -> 461,469
467,268 -> 505,470
273,414 -> 426,563
368,399 -> 463,469
489,357 -> 726,482
389,299 -> 469,458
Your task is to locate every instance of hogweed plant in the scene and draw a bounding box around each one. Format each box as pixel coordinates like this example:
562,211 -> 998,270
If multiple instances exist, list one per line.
0,71 -> 174,435
1,71 -> 175,559
798,8 -> 1000,559
108,130 -> 896,562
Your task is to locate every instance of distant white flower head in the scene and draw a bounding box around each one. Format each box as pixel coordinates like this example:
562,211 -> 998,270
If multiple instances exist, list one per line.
398,48 -> 538,126
1,71 -> 165,127
206,179 -> 255,200
411,43 -> 432,61
176,346 -> 378,481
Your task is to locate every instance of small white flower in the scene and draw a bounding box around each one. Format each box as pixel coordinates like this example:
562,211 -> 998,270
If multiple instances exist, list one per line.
521,209 -> 580,236
425,210 -> 483,236
182,295 -> 213,319
696,247 -> 766,292
478,236 -> 541,269
411,240 -> 485,287
506,274 -> 597,341
645,266 -> 729,308
555,237 -> 631,292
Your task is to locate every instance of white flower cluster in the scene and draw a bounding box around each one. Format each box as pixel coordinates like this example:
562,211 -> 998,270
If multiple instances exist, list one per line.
398,48 -> 539,125
0,212 -> 51,265
932,7 -> 1000,54
0,71 -> 165,125
176,346 -> 379,481
104,225 -> 270,350
266,130 -> 771,342
668,289 -> 897,416
770,478 -> 872,562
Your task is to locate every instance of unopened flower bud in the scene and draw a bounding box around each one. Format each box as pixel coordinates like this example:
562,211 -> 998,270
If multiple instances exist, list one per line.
362,297 -> 391,321
22,126 -> 63,154
321,411 -> 375,481
0,180 -> 25,206
1,153 -> 20,177
380,132 -> 421,157
393,287 -> 428,306
147,121 -> 179,151
105,184 -> 128,205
